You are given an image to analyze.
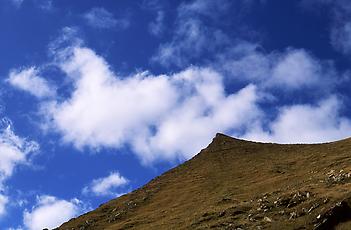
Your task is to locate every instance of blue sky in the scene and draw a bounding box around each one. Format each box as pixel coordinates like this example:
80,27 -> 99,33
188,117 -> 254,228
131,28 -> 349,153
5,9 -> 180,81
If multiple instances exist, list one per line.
1,0 -> 351,229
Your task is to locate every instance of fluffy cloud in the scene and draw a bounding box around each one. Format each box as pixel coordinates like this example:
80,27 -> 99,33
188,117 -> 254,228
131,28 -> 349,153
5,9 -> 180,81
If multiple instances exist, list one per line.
41,45 -> 260,163
270,49 -> 323,88
244,96 -> 351,143
83,7 -> 129,29
7,67 -> 55,99
136,81 -> 259,161
48,47 -> 178,150
220,43 -> 335,90
23,195 -> 84,230
83,172 -> 129,196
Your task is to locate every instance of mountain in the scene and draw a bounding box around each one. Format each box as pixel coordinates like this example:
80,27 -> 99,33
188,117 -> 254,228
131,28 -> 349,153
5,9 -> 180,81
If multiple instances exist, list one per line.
57,133 -> 351,229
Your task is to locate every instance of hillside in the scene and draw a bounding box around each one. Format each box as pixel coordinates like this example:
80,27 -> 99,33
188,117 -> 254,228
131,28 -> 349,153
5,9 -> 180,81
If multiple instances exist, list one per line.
57,133 -> 351,229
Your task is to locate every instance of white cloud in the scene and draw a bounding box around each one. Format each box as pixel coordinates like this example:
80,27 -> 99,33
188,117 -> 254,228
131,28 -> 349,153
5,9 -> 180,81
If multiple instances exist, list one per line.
136,81 -> 259,162
221,44 -> 335,90
83,172 -> 129,196
7,67 -> 55,99
243,96 -> 351,143
0,118 -> 39,184
219,42 -> 272,81
23,195 -> 84,230
48,27 -> 84,56
83,7 -> 129,29
0,118 -> 39,218
40,45 -> 260,164
270,49 -> 323,88
47,47 -> 178,150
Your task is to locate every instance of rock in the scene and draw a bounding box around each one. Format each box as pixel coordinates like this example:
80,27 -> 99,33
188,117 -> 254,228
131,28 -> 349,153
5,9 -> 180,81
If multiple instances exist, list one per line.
249,217 -> 256,222
306,192 -> 310,199
218,211 -> 226,217
308,203 -> 320,213
289,212 -> 297,220
263,216 -> 272,222
325,169 -> 351,185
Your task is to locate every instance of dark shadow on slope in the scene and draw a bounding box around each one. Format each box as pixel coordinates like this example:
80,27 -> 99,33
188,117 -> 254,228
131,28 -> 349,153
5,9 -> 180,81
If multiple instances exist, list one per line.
315,198 -> 351,230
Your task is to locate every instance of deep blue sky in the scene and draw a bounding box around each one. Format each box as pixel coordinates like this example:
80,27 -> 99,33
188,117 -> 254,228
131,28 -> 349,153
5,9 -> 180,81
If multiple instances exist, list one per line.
1,0 -> 351,229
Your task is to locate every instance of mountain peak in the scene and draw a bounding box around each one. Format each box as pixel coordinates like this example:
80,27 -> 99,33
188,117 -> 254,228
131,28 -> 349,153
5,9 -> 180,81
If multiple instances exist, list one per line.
214,132 -> 232,140
203,132 -> 245,152
210,132 -> 234,144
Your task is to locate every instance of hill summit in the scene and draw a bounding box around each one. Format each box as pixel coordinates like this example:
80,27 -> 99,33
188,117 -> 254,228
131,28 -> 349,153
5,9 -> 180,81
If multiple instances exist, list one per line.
58,133 -> 351,229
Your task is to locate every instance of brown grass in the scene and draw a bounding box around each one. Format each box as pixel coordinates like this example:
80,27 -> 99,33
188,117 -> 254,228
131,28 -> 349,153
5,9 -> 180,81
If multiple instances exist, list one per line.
57,133 -> 351,229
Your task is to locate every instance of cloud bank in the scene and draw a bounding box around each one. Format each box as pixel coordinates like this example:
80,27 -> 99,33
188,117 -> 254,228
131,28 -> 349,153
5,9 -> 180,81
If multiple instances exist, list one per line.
5,33 -> 345,165
41,45 -> 260,164
6,0 -> 351,167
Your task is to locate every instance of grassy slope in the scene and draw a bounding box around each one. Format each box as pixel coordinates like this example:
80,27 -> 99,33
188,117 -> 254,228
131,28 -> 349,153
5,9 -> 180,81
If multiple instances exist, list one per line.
57,133 -> 351,229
